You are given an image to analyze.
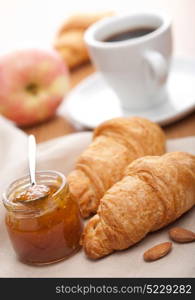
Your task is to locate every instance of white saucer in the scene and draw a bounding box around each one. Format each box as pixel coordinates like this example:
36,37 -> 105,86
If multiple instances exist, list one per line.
59,57 -> 195,129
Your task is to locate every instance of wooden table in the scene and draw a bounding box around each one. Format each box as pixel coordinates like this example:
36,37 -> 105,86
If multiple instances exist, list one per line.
24,62 -> 195,143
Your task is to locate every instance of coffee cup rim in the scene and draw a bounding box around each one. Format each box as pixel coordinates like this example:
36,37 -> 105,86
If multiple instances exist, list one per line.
84,10 -> 171,48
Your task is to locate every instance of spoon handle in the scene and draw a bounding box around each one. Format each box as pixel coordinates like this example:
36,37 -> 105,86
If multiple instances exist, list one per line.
28,135 -> 36,186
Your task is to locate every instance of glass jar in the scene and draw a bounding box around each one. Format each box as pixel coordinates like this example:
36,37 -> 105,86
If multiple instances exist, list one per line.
2,171 -> 83,265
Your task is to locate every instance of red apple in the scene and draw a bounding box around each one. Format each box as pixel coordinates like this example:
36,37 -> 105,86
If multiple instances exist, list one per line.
0,49 -> 69,126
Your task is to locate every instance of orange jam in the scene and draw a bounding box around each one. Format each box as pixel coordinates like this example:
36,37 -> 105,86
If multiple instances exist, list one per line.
3,171 -> 83,265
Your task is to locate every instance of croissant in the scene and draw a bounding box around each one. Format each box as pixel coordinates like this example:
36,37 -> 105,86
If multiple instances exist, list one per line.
67,117 -> 165,218
54,12 -> 113,69
81,152 -> 195,259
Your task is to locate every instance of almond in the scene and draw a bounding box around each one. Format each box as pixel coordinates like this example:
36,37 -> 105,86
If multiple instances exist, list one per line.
169,227 -> 195,243
143,242 -> 172,262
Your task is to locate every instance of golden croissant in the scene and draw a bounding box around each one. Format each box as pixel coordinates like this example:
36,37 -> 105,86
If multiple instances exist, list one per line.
81,152 -> 195,259
67,117 -> 165,218
54,12 -> 113,69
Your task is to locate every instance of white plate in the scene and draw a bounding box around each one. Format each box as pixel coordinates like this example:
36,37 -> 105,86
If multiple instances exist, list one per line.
59,57 -> 195,129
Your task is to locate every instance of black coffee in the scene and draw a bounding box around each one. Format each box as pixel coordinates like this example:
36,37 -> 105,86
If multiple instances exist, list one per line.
104,27 -> 156,42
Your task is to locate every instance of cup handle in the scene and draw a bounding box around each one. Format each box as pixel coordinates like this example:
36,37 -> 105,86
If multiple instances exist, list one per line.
143,50 -> 168,85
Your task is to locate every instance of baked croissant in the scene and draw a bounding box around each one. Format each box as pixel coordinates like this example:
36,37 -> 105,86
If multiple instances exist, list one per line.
81,152 -> 195,259
54,12 -> 113,69
67,117 -> 165,218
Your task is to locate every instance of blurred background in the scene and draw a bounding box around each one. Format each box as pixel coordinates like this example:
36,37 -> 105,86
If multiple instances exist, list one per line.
0,0 -> 195,142
0,0 -> 195,57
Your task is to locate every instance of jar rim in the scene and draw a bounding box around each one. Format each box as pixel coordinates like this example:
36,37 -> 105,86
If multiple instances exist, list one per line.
2,170 -> 66,214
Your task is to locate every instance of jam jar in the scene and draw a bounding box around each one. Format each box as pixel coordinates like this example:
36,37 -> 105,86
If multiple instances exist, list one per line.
2,171 -> 83,265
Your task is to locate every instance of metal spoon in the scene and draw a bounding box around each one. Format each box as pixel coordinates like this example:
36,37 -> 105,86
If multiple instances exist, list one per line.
28,134 -> 37,187
16,135 -> 50,203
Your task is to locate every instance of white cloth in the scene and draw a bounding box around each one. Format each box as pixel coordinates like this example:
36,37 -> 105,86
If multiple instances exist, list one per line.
0,116 -> 195,278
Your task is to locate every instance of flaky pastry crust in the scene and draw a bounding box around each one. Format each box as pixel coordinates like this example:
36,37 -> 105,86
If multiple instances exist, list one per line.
81,152 -> 195,259
67,117 -> 166,218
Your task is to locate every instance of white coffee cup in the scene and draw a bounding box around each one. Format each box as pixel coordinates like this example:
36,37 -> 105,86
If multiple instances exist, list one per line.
84,11 -> 172,111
